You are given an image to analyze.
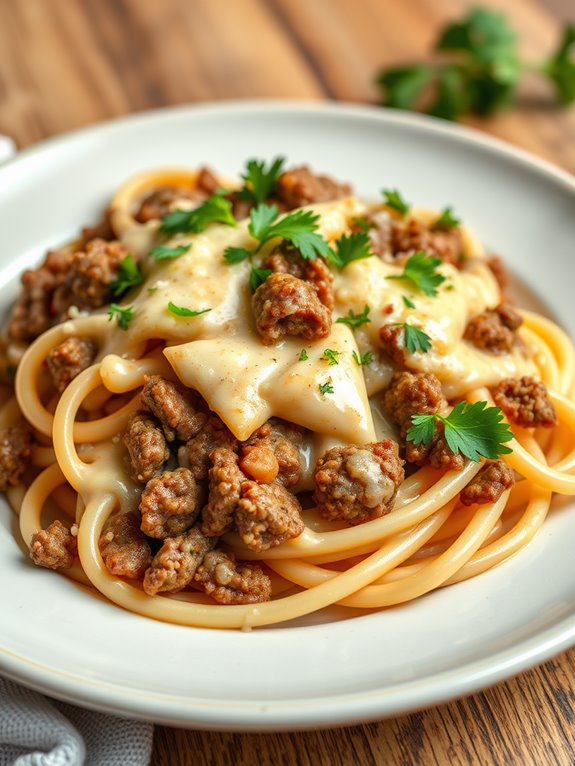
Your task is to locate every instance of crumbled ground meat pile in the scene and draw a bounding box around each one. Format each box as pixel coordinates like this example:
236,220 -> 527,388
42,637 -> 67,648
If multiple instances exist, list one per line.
140,375 -> 208,442
46,336 -> 97,393
460,460 -> 515,506
99,512 -> 151,578
274,165 -> 352,210
124,412 -> 170,483
143,526 -> 216,595
493,376 -> 558,428
363,212 -> 464,267
0,424 -> 33,491
383,371 -> 465,471
30,520 -> 77,570
201,448 -> 245,537
236,480 -> 304,551
178,414 -> 238,481
140,467 -> 202,539
79,209 -> 116,246
194,550 -> 272,605
240,418 -> 303,487
464,303 -> 523,354
252,273 -> 332,344
314,441 -> 404,525
264,241 -> 334,311
379,323 -> 410,368
135,167 -> 219,223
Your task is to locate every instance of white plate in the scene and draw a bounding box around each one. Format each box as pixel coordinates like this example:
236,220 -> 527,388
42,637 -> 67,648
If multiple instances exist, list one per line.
1,102 -> 574,731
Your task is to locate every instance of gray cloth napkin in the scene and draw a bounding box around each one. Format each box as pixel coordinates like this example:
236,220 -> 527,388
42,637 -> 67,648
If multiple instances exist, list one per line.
0,678 -> 153,766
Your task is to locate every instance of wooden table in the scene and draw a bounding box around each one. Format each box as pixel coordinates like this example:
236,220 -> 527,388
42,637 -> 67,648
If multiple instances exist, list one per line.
1,0 -> 574,763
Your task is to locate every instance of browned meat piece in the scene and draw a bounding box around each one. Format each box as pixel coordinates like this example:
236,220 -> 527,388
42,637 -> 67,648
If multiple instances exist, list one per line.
143,526 -> 216,595
264,242 -> 334,311
30,520 -> 77,570
135,167 -> 219,223
239,444 -> 279,484
460,460 -> 515,506
79,209 -> 116,246
493,376 -> 558,428
124,412 -> 169,483
201,448 -> 245,537
485,255 -> 509,291
99,512 -> 151,579
46,337 -> 97,393
194,550 -> 272,605
0,424 -> 33,491
179,414 -> 238,481
53,238 -> 127,315
464,303 -> 523,354
314,441 -> 404,525
379,324 -> 408,368
252,273 -> 331,345
236,480 -> 304,551
140,467 -> 202,539
274,165 -> 351,209
241,418 -> 304,487
140,375 -> 208,442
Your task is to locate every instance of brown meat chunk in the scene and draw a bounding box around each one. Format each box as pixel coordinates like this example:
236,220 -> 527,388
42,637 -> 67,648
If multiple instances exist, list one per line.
124,412 -> 170,483
464,303 -> 523,354
140,376 -> 208,442
314,441 -> 404,525
46,337 -> 97,393
264,242 -> 334,311
140,467 -> 202,539
194,550 -> 272,605
179,414 -> 238,481
239,445 -> 279,484
79,209 -> 116,246
201,448 -> 245,537
236,480 -> 304,552
241,418 -> 304,487
493,376 -> 558,428
460,460 -> 515,506
30,520 -> 77,570
135,167 -> 218,223
379,323 -> 409,368
143,526 -> 216,595
0,425 -> 33,491
485,255 -> 509,291
99,512 -> 151,579
252,273 -> 331,345
274,165 -> 351,209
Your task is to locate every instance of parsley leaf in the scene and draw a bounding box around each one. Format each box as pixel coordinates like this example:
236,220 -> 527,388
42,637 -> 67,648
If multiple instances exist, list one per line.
382,189 -> 411,216
387,251 -> 446,296
298,349 -> 309,361
326,231 -> 374,269
238,157 -> 285,205
402,295 -> 416,309
321,349 -> 341,366
110,255 -> 142,298
352,350 -> 374,366
543,25 -> 575,106
223,247 -> 252,265
336,305 -> 371,330
149,244 -> 191,261
160,194 -> 236,234
318,379 -> 334,396
107,303 -> 134,330
406,400 -> 514,462
401,323 -> 432,354
250,205 -> 332,260
167,302 -> 211,318
351,216 -> 370,234
249,267 -> 272,292
433,207 -> 460,229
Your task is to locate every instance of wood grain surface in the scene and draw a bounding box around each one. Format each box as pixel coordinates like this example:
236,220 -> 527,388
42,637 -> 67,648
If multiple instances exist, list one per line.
1,0 -> 574,763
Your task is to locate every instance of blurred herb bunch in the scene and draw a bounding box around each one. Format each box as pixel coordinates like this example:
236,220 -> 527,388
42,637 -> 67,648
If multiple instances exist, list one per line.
376,6 -> 575,121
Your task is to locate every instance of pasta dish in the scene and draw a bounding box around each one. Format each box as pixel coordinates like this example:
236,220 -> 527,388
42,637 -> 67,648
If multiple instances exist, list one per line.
1,158 -> 574,630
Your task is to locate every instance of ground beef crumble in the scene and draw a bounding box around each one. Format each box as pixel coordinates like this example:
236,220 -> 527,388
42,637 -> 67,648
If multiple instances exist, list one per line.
178,414 -> 238,482
274,166 -> 351,209
30,520 -> 77,570
493,376 -> 557,428
140,467 -> 202,539
240,418 -> 303,487
264,241 -> 335,311
135,167 -> 219,223
46,336 -> 97,393
143,526 -> 216,596
140,375 -> 208,442
379,323 -> 410,368
124,412 -> 170,483
201,448 -> 245,537
194,550 -> 272,604
464,303 -> 523,354
99,512 -> 151,579
460,460 -> 515,506
314,441 -> 404,525
236,480 -> 304,551
0,424 -> 33,491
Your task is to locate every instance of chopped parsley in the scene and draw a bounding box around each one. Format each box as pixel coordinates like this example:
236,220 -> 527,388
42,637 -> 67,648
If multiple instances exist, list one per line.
318,379 -> 334,396
387,251 -> 446,296
351,216 -> 370,233
401,323 -> 432,354
167,302 -> 212,318
160,194 -> 236,235
298,349 -> 309,361
402,295 -> 416,309
249,267 -> 272,292
352,350 -> 374,366
110,255 -> 142,298
107,303 -> 134,331
433,207 -> 460,229
382,189 -> 411,216
336,305 -> 371,330
147,286 -> 158,294
149,244 -> 191,260
237,157 -> 285,205
321,348 -> 341,366
406,400 -> 514,462
326,231 -> 374,269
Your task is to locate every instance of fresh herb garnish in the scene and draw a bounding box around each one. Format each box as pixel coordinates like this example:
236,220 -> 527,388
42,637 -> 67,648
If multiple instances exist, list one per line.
167,302 -> 212,318
298,349 -> 309,361
387,251 -> 446,297
160,194 -> 236,235
318,379 -> 334,396
402,295 -> 416,309
401,323 -> 432,354
249,268 -> 272,292
107,303 -> 134,331
351,216 -> 370,233
433,207 -> 460,229
326,231 -> 374,269
352,350 -> 374,366
147,286 -> 158,294
321,349 -> 341,366
382,189 -> 411,216
110,255 -> 142,298
336,305 -> 371,330
237,157 -> 285,205
544,25 -> 575,106
149,244 -> 191,260
406,400 -> 514,462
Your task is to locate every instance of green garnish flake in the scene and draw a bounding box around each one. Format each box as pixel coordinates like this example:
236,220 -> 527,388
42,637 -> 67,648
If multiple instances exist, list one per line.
401,323 -> 432,354
382,189 -> 411,216
147,286 -> 159,294
167,302 -> 212,318
107,303 -> 134,331
110,255 -> 142,298
326,231 -> 374,269
249,267 -> 272,292
318,379 -> 334,396
387,251 -> 446,297
160,194 -> 236,235
298,349 -> 309,362
433,207 -> 460,229
321,348 -> 341,366
336,305 -> 371,330
149,244 -> 191,261
406,400 -> 514,462
402,295 -> 416,309
237,157 -> 285,205
352,350 -> 374,366
351,216 -> 370,234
